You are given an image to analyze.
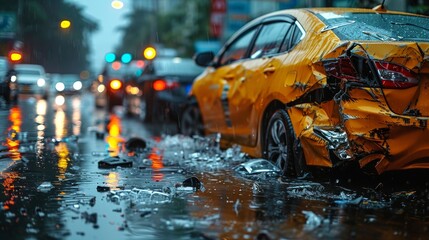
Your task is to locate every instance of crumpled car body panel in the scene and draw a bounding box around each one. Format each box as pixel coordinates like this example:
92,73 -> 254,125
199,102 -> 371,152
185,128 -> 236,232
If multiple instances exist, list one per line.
191,8 -> 429,174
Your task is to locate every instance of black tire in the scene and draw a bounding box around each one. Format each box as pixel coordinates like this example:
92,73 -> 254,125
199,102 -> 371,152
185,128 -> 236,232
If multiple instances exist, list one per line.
264,109 -> 307,177
179,103 -> 204,136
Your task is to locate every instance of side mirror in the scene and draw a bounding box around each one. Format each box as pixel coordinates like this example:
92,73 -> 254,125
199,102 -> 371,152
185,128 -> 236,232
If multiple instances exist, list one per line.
194,52 -> 214,67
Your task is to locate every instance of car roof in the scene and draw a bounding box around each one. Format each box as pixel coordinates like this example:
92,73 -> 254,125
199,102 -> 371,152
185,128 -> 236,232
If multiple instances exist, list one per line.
15,64 -> 45,70
223,7 -> 428,47
306,7 -> 428,16
265,7 -> 428,19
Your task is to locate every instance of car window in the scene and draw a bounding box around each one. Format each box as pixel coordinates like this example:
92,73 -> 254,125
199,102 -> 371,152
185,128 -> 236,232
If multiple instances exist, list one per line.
250,21 -> 292,59
153,58 -> 204,76
279,23 -> 304,52
16,69 -> 42,75
291,24 -> 304,46
219,28 -> 258,66
317,12 -> 429,41
0,59 -> 7,76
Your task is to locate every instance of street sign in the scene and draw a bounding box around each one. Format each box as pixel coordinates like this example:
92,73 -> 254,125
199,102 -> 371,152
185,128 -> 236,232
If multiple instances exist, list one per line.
0,12 -> 16,38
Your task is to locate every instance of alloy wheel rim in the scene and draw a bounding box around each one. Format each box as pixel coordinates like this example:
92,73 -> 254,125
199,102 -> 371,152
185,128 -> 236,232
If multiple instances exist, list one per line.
267,119 -> 288,171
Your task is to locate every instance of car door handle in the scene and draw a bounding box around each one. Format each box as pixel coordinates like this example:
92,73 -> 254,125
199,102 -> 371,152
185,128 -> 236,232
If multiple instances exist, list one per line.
223,74 -> 235,80
263,66 -> 276,74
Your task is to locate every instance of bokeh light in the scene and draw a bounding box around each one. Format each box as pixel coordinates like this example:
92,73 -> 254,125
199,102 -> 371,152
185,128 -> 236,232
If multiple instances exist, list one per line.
111,0 -> 124,9
60,20 -> 71,29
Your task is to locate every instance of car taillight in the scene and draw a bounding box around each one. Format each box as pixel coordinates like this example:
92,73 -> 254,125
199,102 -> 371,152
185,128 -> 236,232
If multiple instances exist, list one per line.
110,79 -> 122,90
374,61 -> 418,89
126,85 -> 140,95
324,57 -> 419,89
153,79 -> 179,91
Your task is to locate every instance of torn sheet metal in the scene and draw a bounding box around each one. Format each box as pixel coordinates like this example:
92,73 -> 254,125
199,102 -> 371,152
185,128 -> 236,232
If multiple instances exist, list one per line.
322,42 -> 429,173
287,40 -> 429,173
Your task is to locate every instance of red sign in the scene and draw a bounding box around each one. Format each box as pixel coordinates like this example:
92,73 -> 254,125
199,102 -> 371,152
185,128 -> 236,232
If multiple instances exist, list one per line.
210,0 -> 226,38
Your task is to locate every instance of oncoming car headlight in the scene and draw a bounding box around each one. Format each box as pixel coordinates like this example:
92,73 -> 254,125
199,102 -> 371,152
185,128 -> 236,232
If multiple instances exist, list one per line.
73,81 -> 82,91
97,84 -> 105,93
37,78 -> 46,87
56,82 -> 65,92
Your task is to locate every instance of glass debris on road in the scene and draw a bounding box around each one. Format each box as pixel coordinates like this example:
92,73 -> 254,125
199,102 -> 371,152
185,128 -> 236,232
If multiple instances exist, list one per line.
36,181 -> 54,192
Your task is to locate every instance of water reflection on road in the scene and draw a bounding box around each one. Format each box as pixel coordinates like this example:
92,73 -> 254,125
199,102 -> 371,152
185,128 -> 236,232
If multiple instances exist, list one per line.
0,93 -> 427,239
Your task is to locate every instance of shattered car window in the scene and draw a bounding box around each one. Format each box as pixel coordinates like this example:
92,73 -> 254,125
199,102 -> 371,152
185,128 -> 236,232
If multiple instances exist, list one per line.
317,12 -> 429,41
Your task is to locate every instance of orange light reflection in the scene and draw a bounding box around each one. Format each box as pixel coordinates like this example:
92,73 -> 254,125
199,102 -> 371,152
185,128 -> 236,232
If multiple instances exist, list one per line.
105,172 -> 121,190
106,114 -> 124,156
7,107 -> 22,160
148,147 -> 164,182
56,142 -> 70,180
1,172 -> 19,210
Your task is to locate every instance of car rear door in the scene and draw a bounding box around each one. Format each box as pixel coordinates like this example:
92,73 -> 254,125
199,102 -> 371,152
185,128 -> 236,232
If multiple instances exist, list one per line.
227,18 -> 295,146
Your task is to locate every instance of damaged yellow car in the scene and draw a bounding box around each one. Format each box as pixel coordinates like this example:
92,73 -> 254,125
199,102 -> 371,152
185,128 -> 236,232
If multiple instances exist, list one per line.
180,7 -> 429,176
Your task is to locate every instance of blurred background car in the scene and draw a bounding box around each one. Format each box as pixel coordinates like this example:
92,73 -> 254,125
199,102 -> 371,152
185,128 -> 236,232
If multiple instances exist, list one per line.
99,61 -> 126,111
123,59 -> 146,116
14,63 -> 47,97
0,56 -> 18,104
50,74 -> 83,95
129,57 -> 204,123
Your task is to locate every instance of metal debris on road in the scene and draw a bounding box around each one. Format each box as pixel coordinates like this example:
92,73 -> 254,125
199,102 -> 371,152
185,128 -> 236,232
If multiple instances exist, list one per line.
98,156 -> 133,168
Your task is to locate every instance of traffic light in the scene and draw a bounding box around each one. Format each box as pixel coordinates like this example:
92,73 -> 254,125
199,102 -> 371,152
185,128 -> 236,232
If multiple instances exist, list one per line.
8,50 -> 22,63
105,53 -> 116,63
60,20 -> 71,29
143,47 -> 156,60
121,53 -> 132,64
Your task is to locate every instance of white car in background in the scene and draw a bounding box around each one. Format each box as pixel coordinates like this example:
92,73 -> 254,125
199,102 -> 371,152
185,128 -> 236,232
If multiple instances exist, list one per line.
14,64 -> 47,97
50,74 -> 83,94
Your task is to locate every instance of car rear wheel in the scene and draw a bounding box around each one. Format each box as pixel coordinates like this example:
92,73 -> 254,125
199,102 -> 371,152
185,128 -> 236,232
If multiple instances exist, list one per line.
179,103 -> 204,136
264,109 -> 306,177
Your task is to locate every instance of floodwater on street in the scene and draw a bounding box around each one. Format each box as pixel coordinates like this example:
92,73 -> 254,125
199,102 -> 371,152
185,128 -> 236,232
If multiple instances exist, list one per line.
0,92 -> 428,239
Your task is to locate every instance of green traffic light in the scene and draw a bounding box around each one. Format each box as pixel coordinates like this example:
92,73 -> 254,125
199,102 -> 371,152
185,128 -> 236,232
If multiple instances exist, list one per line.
105,53 -> 116,63
121,53 -> 132,64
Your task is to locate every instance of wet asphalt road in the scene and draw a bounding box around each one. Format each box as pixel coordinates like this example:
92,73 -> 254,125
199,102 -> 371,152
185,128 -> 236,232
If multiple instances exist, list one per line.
0,91 -> 428,239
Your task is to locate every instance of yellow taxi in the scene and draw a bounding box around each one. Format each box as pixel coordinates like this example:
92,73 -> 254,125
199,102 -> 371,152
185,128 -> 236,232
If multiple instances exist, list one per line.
181,6 -> 429,176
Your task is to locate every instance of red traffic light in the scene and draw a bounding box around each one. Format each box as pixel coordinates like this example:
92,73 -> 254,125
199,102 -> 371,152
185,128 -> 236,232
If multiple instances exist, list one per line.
8,50 -> 23,63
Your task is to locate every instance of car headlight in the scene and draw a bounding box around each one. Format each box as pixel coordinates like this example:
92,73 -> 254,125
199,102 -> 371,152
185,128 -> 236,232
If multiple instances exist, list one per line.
73,81 -> 82,91
56,82 -> 65,92
10,75 -> 17,82
97,84 -> 105,93
55,95 -> 65,106
37,78 -> 46,87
